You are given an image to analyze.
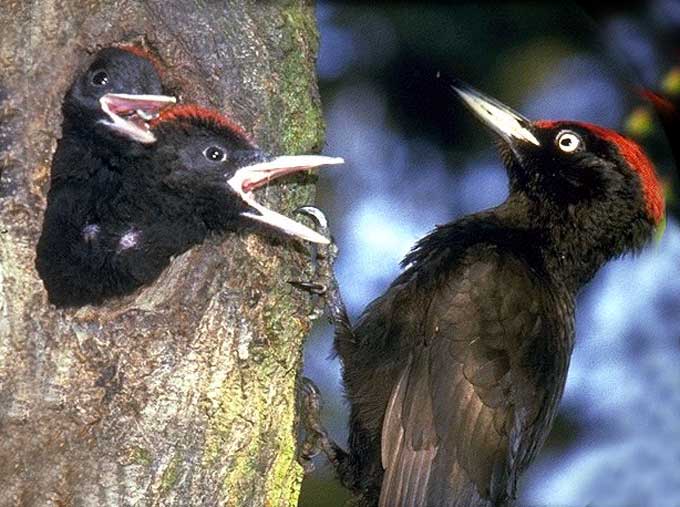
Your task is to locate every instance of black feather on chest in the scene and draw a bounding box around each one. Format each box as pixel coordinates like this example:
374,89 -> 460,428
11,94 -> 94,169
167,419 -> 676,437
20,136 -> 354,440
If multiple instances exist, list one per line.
35,135 -> 210,307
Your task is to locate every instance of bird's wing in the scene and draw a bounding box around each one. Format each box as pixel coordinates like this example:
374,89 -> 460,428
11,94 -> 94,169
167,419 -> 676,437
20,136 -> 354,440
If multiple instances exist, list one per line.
379,254 -> 556,507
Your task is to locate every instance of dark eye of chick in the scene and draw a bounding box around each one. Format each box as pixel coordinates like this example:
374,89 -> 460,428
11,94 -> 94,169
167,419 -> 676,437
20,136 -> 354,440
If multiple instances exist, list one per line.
203,146 -> 227,162
91,70 -> 110,87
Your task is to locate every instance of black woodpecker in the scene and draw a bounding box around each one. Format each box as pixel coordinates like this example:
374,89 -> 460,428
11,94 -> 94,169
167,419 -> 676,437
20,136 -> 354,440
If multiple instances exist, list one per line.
45,46 -> 175,188
36,46 -> 175,305
38,103 -> 342,307
307,80 -> 664,507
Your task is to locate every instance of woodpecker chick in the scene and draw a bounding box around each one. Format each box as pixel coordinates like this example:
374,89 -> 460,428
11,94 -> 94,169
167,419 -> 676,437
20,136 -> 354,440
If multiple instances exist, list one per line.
37,104 -> 342,307
49,46 -> 175,186
36,46 -> 176,307
325,80 -> 664,507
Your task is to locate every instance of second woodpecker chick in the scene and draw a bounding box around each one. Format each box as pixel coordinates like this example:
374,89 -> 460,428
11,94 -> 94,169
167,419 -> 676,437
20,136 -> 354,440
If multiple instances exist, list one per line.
38,103 -> 342,307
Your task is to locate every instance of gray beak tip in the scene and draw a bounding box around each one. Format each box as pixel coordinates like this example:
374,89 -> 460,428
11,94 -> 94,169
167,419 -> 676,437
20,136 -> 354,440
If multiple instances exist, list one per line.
449,80 -> 541,147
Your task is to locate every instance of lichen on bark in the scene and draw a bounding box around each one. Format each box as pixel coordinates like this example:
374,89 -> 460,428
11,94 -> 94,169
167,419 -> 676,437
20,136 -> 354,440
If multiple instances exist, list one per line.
0,1 -> 325,506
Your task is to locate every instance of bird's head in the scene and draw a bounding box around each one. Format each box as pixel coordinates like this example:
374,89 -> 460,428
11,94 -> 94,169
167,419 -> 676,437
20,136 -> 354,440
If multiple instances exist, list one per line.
65,46 -> 175,144
120,105 -> 342,244
450,79 -> 665,254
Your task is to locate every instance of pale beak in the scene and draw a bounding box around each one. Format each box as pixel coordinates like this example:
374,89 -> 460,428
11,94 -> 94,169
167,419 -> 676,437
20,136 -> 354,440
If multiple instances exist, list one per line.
448,79 -> 541,147
99,93 -> 176,144
227,155 -> 344,244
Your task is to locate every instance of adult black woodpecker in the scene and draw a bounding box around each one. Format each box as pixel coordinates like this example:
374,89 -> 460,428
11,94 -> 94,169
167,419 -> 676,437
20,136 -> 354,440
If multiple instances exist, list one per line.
36,46 -> 175,304
37,103 -> 342,307
312,80 -> 665,507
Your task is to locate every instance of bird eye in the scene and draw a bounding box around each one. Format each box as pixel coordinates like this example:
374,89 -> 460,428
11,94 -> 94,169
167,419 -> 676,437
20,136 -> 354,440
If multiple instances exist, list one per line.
555,130 -> 582,153
90,70 -> 110,87
203,146 -> 227,162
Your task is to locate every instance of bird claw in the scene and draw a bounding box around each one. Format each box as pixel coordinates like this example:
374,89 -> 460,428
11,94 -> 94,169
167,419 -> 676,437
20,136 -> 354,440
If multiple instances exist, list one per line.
297,377 -> 352,483
294,206 -> 336,258
297,377 -> 329,472
290,206 -> 353,343
295,205 -> 329,230
288,280 -> 327,295
291,209 -> 354,484
289,206 -> 337,314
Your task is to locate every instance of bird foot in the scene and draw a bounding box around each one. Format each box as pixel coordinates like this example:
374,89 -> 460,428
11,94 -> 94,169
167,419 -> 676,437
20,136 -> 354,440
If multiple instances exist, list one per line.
288,206 -> 338,317
289,206 -> 354,349
289,280 -> 327,295
297,376 -> 325,472
290,208 -> 354,480
295,205 -> 338,274
297,376 -> 347,474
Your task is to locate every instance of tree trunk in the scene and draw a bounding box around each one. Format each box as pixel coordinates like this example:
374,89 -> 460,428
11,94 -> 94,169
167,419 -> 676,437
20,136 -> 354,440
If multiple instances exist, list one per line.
0,1 -> 325,505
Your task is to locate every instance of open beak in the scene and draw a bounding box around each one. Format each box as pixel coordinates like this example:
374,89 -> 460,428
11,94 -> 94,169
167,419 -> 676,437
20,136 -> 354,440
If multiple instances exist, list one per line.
99,93 -> 177,144
447,78 -> 540,147
227,155 -> 344,244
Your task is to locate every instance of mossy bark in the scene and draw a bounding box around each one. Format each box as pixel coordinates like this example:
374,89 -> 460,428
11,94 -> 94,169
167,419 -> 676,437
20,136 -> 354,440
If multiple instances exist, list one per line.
0,1 -> 324,505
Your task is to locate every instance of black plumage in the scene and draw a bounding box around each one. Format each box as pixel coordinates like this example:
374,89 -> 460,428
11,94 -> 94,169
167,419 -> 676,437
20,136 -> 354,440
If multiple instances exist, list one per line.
36,46 -> 175,306
327,81 -> 664,506
47,46 -> 168,188
37,104 -> 340,307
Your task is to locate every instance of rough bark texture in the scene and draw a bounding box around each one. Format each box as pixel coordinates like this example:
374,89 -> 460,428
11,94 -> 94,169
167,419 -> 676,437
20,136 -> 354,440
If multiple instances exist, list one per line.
0,1 -> 325,505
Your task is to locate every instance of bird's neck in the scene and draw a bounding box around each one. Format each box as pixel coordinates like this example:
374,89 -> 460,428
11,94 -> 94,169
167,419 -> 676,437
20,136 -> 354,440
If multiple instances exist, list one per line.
498,192 -> 653,293
400,198 -> 549,288
404,193 -> 648,296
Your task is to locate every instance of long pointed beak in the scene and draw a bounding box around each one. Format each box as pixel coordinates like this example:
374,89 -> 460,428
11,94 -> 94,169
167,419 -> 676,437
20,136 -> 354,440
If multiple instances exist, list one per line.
447,79 -> 540,147
227,155 -> 344,244
99,93 -> 177,144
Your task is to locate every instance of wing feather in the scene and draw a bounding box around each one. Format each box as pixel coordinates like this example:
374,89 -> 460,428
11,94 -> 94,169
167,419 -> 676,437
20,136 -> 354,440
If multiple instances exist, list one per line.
377,255 -> 557,507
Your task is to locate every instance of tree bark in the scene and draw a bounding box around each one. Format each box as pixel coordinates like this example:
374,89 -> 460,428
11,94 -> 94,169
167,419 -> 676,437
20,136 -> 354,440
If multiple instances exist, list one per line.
0,1 -> 325,505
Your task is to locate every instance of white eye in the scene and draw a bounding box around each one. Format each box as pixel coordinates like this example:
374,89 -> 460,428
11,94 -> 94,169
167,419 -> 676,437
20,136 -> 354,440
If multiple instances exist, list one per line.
555,130 -> 582,153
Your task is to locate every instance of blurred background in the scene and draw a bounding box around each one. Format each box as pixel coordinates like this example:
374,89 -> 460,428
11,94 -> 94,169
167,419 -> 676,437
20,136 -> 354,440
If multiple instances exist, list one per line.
299,2 -> 680,506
